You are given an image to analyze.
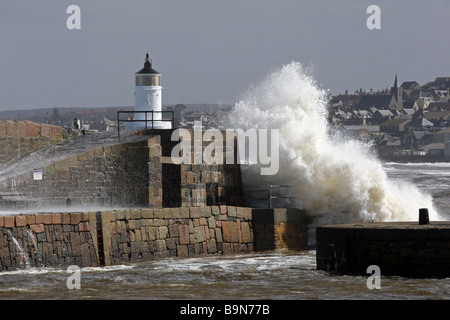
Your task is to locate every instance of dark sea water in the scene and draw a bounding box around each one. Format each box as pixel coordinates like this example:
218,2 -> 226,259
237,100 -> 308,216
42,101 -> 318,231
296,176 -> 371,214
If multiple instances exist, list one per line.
0,162 -> 449,301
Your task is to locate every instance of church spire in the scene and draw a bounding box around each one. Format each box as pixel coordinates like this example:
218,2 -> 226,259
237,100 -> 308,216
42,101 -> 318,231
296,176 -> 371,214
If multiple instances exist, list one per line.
391,73 -> 403,110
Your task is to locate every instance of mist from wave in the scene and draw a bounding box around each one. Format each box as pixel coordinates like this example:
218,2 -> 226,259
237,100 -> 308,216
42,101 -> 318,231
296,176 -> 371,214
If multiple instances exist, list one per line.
227,62 -> 440,224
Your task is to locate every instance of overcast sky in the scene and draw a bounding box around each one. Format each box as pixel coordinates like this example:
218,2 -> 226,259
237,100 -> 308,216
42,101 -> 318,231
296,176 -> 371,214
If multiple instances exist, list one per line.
1,0 -> 449,111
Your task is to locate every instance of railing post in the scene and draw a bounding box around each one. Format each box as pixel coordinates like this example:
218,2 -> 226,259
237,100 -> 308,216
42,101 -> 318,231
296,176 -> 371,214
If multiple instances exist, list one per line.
269,185 -> 273,209
172,110 -> 174,128
117,111 -> 120,138
145,111 -> 148,130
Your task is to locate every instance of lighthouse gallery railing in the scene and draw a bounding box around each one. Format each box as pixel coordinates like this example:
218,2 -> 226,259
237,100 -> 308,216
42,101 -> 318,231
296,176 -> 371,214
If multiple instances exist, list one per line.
116,110 -> 174,137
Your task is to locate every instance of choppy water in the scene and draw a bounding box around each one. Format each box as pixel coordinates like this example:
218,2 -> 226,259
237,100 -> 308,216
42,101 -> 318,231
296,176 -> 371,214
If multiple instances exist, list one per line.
1,162 -> 449,301
383,162 -> 450,220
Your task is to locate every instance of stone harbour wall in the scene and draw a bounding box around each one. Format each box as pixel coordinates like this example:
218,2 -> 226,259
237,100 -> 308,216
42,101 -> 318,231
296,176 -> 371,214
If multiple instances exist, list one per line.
0,206 -> 309,271
252,208 -> 308,251
316,222 -> 450,278
0,120 -> 65,164
0,131 -> 244,210
0,206 -> 255,271
0,212 -> 98,270
102,206 -> 253,265
0,140 -> 152,208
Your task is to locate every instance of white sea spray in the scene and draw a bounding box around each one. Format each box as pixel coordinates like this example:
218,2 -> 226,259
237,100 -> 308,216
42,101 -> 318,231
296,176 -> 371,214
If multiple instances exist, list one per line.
228,61 -> 438,223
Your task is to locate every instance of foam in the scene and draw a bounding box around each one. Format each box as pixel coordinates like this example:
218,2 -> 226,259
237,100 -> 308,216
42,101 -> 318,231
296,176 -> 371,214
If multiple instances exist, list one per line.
227,62 -> 438,223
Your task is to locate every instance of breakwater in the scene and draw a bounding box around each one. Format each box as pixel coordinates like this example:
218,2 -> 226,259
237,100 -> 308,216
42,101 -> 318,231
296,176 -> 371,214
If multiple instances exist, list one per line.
0,120 -> 65,165
316,221 -> 450,278
0,207 -> 307,271
0,130 -> 244,210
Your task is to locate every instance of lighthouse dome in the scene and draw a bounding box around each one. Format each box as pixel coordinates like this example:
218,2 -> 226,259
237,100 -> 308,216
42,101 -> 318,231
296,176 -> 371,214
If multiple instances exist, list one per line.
135,52 -> 161,86
136,52 -> 160,75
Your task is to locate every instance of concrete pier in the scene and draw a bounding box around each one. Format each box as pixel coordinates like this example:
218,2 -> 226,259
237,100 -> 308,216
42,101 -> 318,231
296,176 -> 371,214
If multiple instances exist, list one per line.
316,221 -> 450,278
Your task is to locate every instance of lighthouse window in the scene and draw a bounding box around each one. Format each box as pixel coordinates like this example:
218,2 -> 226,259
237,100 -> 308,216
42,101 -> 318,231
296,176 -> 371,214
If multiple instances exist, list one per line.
136,75 -> 160,86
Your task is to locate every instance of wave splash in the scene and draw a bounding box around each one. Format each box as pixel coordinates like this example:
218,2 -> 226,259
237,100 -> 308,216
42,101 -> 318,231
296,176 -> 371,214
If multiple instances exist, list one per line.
227,61 -> 438,224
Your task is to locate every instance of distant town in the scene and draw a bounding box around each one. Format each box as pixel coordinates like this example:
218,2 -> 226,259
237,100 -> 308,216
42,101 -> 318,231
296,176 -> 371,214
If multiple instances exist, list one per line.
1,75 -> 450,161
328,75 -> 450,161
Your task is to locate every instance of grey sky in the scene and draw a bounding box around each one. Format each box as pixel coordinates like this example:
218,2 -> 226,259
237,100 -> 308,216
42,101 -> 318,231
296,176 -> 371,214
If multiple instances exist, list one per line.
1,0 -> 449,111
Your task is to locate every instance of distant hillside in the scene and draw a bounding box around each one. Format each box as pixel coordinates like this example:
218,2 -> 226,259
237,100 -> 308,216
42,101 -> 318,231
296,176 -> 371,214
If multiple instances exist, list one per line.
0,106 -> 132,121
0,104 -> 233,121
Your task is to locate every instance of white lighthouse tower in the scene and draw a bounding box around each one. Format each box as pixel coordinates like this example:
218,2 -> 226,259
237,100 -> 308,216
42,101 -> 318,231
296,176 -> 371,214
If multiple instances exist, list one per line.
133,52 -> 171,129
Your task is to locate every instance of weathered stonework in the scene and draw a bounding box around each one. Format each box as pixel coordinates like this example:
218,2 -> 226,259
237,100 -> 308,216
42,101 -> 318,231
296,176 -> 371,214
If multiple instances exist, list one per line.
0,206 -> 310,271
0,120 -> 65,164
103,206 -> 254,265
0,129 -> 243,210
252,208 -> 308,251
0,212 -> 98,270
0,206 -> 257,271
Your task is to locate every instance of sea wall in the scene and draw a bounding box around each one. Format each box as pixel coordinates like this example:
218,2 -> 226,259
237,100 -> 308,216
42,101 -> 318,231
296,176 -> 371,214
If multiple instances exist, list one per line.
0,212 -> 98,270
0,139 -> 151,208
102,206 -> 254,265
0,207 -> 308,271
316,222 -> 450,278
0,206 -> 255,271
0,131 -> 244,210
0,120 -> 65,164
252,208 -> 308,251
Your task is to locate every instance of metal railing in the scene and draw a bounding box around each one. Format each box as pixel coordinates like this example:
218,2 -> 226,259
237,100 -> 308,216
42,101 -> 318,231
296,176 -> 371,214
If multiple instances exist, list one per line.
247,184 -> 298,209
117,110 -> 174,137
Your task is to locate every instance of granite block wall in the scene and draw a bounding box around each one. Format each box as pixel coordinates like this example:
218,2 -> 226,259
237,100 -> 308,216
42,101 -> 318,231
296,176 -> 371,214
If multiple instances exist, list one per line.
101,206 -> 254,265
1,130 -> 243,210
0,140 -> 152,208
0,206 -> 255,271
0,212 -> 98,271
0,120 -> 65,164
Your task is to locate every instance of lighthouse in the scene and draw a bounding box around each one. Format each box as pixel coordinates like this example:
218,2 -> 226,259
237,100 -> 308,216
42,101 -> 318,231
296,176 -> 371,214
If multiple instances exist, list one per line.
133,52 -> 171,129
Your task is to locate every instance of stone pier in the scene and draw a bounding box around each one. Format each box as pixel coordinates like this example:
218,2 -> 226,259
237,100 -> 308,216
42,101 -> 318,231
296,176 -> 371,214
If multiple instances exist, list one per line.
316,221 -> 450,278
0,207 -> 308,271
